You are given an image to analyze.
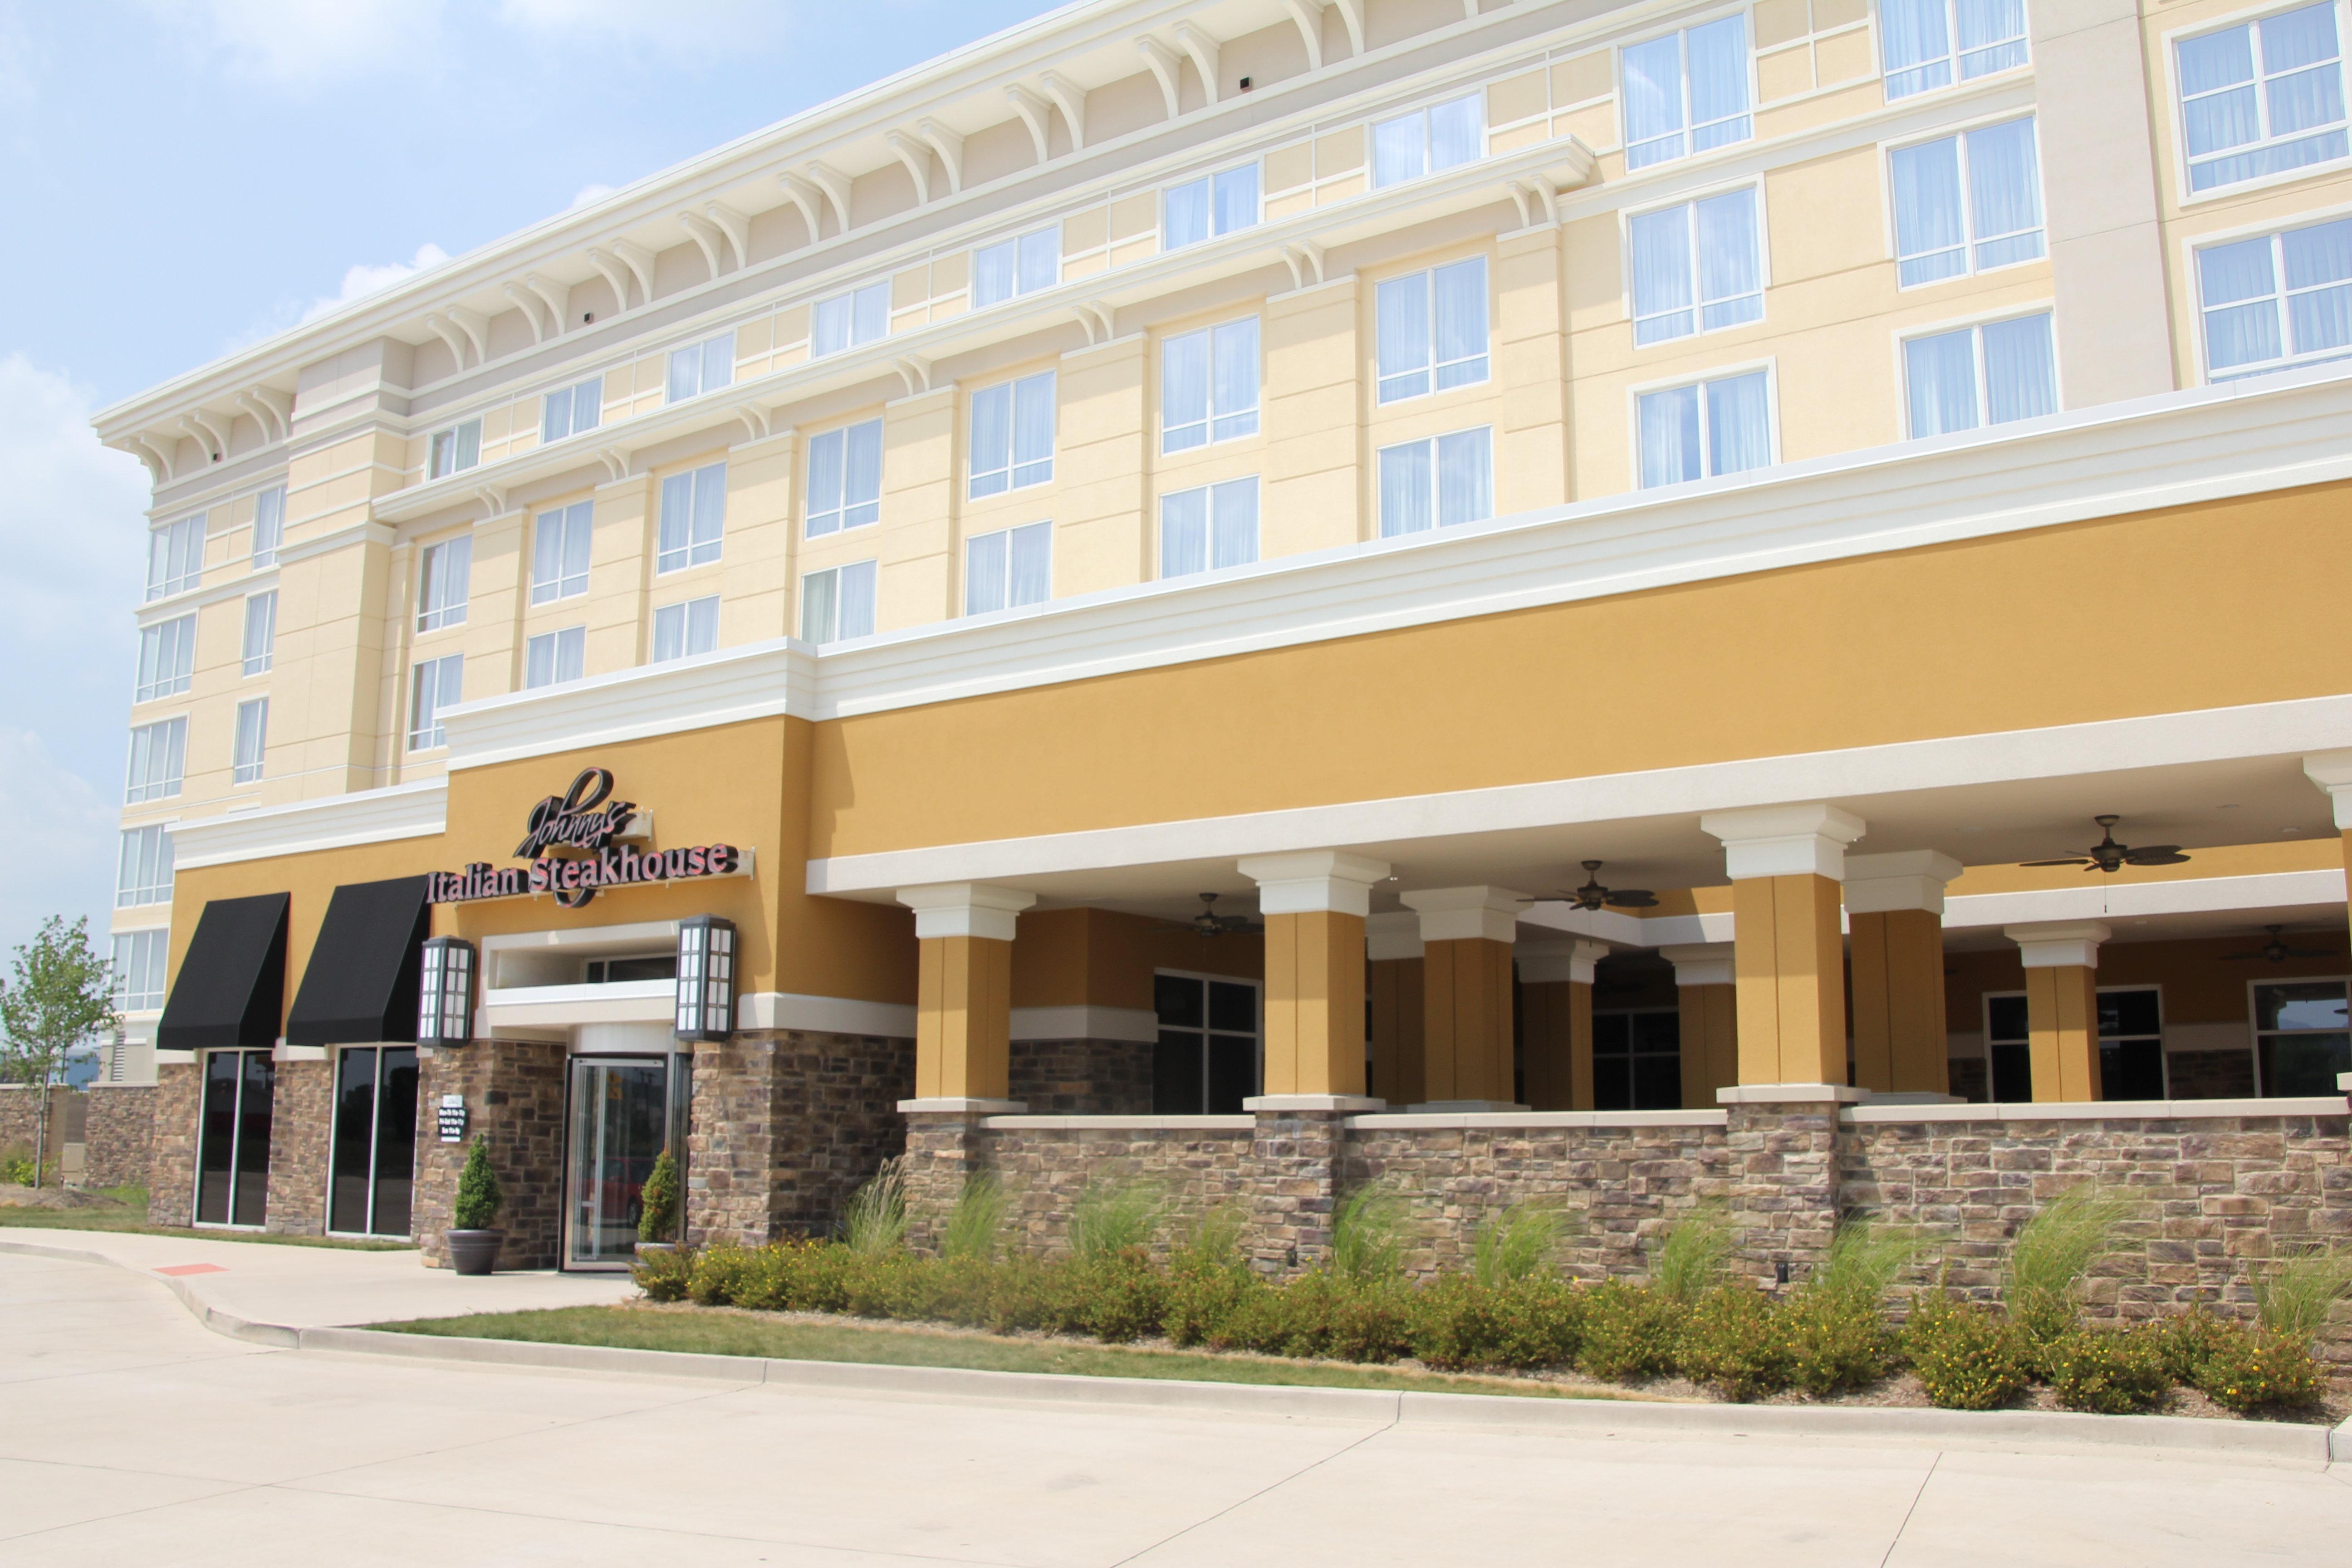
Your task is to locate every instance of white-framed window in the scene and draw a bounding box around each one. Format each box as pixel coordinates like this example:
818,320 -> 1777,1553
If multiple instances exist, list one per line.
806,419 -> 883,537
1377,427 -> 1492,537
125,717 -> 186,804
813,281 -> 890,357
2253,977 -> 2350,1094
666,332 -> 734,402
1160,477 -> 1259,578
2177,2 -> 2347,192
965,521 -> 1051,614
1372,92 -> 1484,187
117,825 -> 174,909
147,514 -> 204,601
136,614 -> 196,702
970,371 -> 1056,498
231,697 -> 268,786
1904,310 -> 2057,436
1165,162 -> 1261,249
1630,187 -> 1765,346
652,596 -> 720,662
112,929 -> 168,1012
2197,215 -> 2352,378
250,484 -> 284,568
974,226 -> 1059,308
1622,15 -> 1753,170
802,560 -> 877,644
1638,368 -> 1774,487
1376,257 -> 1490,403
1162,318 -> 1260,451
408,653 -> 462,750
416,535 -> 471,632
427,419 -> 480,480
657,462 -> 726,573
1881,0 -> 2030,101
541,375 -> 603,441
1152,970 -> 1261,1114
241,592 -> 276,677
1891,116 -> 2046,287
531,501 -> 593,604
525,625 -> 585,689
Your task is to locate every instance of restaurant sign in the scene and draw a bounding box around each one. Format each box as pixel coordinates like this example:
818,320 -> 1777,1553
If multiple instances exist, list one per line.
426,767 -> 749,909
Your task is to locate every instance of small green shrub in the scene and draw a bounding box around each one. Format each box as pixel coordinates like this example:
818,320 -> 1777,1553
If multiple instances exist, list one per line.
1079,1249 -> 1170,1343
1651,1204 -> 1731,1306
2005,1183 -> 2128,1356
1781,1286 -> 1899,1396
1162,1209 -> 1256,1348
1485,1272 -> 1586,1370
1471,1202 -> 1562,1288
1327,1185 -> 1406,1281
1903,1291 -> 2030,1411
1068,1180 -> 1162,1263
632,1241 -> 696,1301
2253,1246 -> 2352,1346
839,1158 -> 910,1257
2191,1323 -> 2327,1412
1680,1284 -> 1793,1402
2153,1306 -> 2239,1384
0,1143 -> 35,1186
941,1173 -> 1008,1263
451,1137 -> 503,1230
2047,1327 -> 2172,1414
636,1147 -> 680,1245
1578,1280 -> 1686,1381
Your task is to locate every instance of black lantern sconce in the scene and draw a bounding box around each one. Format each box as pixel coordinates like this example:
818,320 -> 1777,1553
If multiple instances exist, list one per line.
675,916 -> 736,1042
417,936 -> 477,1046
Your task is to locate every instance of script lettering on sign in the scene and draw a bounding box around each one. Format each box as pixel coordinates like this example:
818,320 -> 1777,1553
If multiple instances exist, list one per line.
424,766 -> 752,908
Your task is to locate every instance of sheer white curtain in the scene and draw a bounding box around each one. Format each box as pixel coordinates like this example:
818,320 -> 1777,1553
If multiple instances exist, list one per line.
1436,428 -> 1491,527
1012,372 -> 1056,487
970,384 -> 1011,495
1377,273 -> 1430,397
2283,218 -> 2352,357
1379,441 -> 1431,535
1630,207 -> 1692,343
1707,371 -> 1771,475
1372,113 -> 1424,186
2200,236 -> 2282,371
1982,315 -> 2055,425
1881,0 -> 1951,98
1212,165 -> 1259,233
1211,478 -> 1259,569
1638,384 -> 1701,488
1433,258 -> 1488,389
1007,521 -> 1052,607
803,570 -> 839,643
805,429 -> 847,535
1956,0 -> 2029,76
1906,328 -> 1978,436
1430,95 -> 1483,172
966,530 -> 1007,613
1162,332 -> 1209,449
1966,118 -> 2044,270
1211,318 -> 1259,439
1686,16 -> 1751,152
837,559 -> 877,640
1891,137 -> 1966,286
1695,189 -> 1761,331
1622,34 -> 1683,168
1165,179 -> 1210,249
1160,488 -> 1208,577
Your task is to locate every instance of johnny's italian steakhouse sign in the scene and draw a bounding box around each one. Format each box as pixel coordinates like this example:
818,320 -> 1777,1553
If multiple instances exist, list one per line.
427,767 -> 747,908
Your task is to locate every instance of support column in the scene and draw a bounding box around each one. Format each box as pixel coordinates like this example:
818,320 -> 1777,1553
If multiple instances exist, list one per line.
1663,943 -> 1738,1109
1517,938 -> 1607,1110
1238,852 -> 1388,1102
1401,887 -> 1524,1109
1844,851 -> 1962,1099
1700,804 -> 1867,1089
1365,912 -> 1425,1107
2006,921 -> 2109,1103
2301,751 -> 2352,954
896,883 -> 1035,1109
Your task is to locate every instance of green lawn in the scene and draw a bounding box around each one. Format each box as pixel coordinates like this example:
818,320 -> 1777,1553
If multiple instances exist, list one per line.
0,1188 -> 416,1251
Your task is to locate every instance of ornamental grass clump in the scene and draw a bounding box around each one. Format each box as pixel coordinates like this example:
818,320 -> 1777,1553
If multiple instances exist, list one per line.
1650,1204 -> 1731,1306
940,1172 -> 1009,1263
1067,1180 -> 1163,1263
1471,1202 -> 1562,1288
1779,1218 -> 1919,1396
2004,1183 -> 2129,1363
1327,1184 -> 1407,1281
1902,1290 -> 2030,1410
839,1158 -> 910,1257
2252,1245 -> 2352,1347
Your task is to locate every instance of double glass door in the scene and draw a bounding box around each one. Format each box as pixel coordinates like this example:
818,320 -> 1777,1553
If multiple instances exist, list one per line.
196,1049 -> 274,1226
330,1046 -> 418,1236
564,1055 -> 688,1269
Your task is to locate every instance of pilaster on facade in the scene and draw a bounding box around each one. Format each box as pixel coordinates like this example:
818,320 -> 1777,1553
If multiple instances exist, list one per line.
1703,804 -> 1866,1091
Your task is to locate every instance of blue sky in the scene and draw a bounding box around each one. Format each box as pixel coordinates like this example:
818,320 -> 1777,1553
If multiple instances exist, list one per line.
0,0 -> 1062,965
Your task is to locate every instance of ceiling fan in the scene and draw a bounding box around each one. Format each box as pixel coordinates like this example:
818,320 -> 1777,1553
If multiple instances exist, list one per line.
1181,893 -> 1262,936
2223,925 -> 2337,964
1524,861 -> 1658,912
2022,815 -> 2189,875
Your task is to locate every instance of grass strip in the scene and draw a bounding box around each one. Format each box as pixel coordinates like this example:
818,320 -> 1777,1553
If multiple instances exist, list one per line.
0,1200 -> 416,1251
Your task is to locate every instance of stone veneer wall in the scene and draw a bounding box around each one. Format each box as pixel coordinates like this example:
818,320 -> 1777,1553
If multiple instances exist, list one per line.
411,1040 -> 566,1268
1008,1039 -> 1155,1115
965,1117 -> 1255,1258
0,1086 -> 44,1164
146,1063 -> 200,1226
83,1085 -> 155,1190
687,1030 -> 915,1246
263,1059 -> 331,1235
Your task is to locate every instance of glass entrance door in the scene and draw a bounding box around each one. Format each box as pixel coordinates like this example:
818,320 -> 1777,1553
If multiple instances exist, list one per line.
196,1048 -> 274,1226
330,1046 -> 418,1236
564,1056 -> 672,1269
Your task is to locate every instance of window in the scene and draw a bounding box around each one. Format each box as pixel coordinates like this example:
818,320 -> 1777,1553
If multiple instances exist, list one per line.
1984,992 -> 2030,1101
1153,972 -> 1259,1114
965,521 -> 1052,614
1905,312 -> 2057,436
251,485 -> 284,568
2254,978 -> 2349,1094
1160,478 -> 1259,578
416,536 -> 471,632
1162,318 -> 1260,451
1882,0 -> 2029,100
530,501 -> 593,604
2197,217 -> 2352,377
1891,117 -> 2046,287
1622,15 -> 1753,169
973,226 -> 1059,308
542,375 -> 604,441
1639,369 -> 1773,487
112,929 -> 168,1012
666,332 -> 734,402
125,717 -> 186,804
2098,987 -> 2167,1101
330,1046 -> 418,1237
1630,189 -> 1764,345
147,514 -> 204,601
657,462 -> 726,573
232,697 -> 268,786
427,419 -> 480,480
408,653 -> 463,750
802,560 -> 877,644
196,1048 -> 274,1227
1372,93 -> 1484,187
652,596 -> 720,662
813,281 -> 890,357
1377,427 -> 1492,537
806,420 -> 883,536
136,615 -> 196,702
241,592 -> 276,676
1376,258 -> 1489,402
118,825 -> 174,908
1594,1010 -> 1683,1110
525,626 -> 585,689
1165,162 -> 1261,249
2177,3 -> 2347,192
969,371 -> 1056,498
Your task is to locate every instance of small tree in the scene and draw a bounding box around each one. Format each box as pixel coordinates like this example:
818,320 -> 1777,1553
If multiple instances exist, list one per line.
637,1146 -> 680,1244
0,917 -> 116,1188
452,1136 -> 504,1230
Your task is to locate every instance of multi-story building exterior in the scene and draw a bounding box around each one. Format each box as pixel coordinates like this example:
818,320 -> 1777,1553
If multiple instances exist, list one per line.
95,0 -> 2351,1274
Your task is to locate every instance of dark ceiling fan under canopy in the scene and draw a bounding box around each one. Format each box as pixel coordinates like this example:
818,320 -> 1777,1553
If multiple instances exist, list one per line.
2023,816 -> 2189,874
1181,893 -> 1262,936
1524,861 -> 1658,912
2222,925 -> 2337,964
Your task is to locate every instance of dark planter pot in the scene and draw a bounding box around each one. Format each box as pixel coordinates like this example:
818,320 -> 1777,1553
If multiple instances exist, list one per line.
447,1229 -> 503,1275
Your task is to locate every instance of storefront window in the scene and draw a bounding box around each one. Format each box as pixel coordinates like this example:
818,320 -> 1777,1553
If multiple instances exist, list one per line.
1153,972 -> 1259,1114
2254,979 -> 2350,1095
196,1048 -> 274,1226
2097,987 -> 2166,1100
1593,1009 -> 1681,1110
330,1046 -> 418,1236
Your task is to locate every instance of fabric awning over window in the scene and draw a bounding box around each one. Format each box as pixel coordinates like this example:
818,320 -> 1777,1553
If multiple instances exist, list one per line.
285,876 -> 432,1046
157,892 -> 289,1053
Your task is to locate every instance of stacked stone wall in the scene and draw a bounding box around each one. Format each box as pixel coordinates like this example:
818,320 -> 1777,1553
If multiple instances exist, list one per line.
145,1063 -> 200,1226
686,1030 -> 915,1246
262,1059 -> 331,1236
1007,1039 -> 1155,1114
83,1085 -> 154,1189
980,1119 -> 1254,1258
412,1040 -> 566,1268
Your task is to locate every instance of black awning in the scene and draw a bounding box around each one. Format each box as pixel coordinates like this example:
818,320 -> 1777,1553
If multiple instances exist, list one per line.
157,892 -> 289,1053
285,876 -> 432,1045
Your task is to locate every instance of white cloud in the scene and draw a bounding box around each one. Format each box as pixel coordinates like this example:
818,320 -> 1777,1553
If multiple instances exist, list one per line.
142,0 -> 444,86
569,182 -> 618,210
301,242 -> 451,323
0,729 -> 119,964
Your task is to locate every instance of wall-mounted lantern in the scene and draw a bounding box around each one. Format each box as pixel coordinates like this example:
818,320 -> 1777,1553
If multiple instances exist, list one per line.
674,916 -> 736,1042
417,936 -> 477,1046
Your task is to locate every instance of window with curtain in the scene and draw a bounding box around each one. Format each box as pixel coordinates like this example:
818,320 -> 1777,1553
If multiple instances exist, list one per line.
1904,311 -> 2057,437
250,485 -> 284,568
241,592 -> 276,677
657,462 -> 727,573
136,615 -> 196,702
652,597 -> 720,662
1622,15 -> 1753,169
416,536 -> 471,632
973,226 -> 1060,308
665,332 -> 735,402
2197,216 -> 2352,376
1159,477 -> 1259,578
1165,162 -> 1261,249
408,654 -> 463,750
1377,427 -> 1492,537
2178,4 -> 2348,193
112,929 -> 167,1012
1638,369 -> 1773,487
125,717 -> 186,804
1162,318 -> 1260,451
147,514 -> 204,601
525,626 -> 585,689
541,375 -> 603,441
232,698 -> 268,786
1891,116 -> 2045,287
118,825 -> 174,908
802,560 -> 878,644
1371,93 -> 1484,187
970,371 -> 1056,498
1881,0 -> 2029,100
1629,188 -> 1764,345
1376,257 -> 1490,402
427,419 -> 480,479
806,419 -> 884,536
966,521 -> 1052,614
813,281 -> 891,357
530,501 -> 593,603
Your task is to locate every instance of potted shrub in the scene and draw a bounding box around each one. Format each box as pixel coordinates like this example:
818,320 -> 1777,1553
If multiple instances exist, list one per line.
447,1135 -> 504,1275
636,1145 -> 680,1255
